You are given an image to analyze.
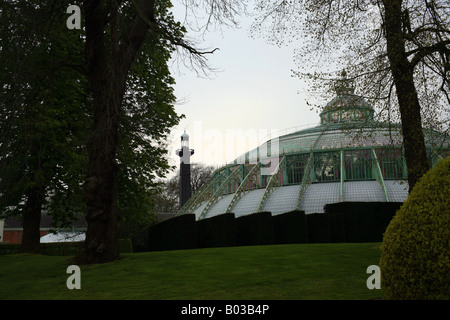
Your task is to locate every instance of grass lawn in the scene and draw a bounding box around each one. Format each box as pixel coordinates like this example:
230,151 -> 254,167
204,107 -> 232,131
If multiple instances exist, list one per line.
0,242 -> 384,300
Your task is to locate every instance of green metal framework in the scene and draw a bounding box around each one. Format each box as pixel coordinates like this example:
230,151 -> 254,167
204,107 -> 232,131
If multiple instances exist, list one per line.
199,164 -> 243,219
225,162 -> 262,213
177,165 -> 231,215
256,156 -> 286,212
179,143 -> 449,218
344,149 -> 373,180
340,149 -> 344,201
295,153 -> 314,210
371,148 -> 389,202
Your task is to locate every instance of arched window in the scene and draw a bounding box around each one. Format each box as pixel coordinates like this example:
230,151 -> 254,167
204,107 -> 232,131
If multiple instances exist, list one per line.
355,110 -> 366,121
314,152 -> 340,182
341,110 -> 354,122
286,154 -> 310,184
345,150 -> 372,180
289,161 -> 306,184
330,112 -> 339,123
376,148 -> 403,179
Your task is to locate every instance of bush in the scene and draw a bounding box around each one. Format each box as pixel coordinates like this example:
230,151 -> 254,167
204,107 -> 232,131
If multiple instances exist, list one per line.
119,239 -> 133,253
380,157 -> 450,300
119,219 -> 156,253
0,240 -> 133,255
273,210 -> 308,244
0,244 -> 21,255
196,213 -> 236,248
41,242 -> 84,256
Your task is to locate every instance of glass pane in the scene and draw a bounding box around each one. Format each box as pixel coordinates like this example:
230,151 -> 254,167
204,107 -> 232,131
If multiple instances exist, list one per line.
314,152 -> 340,182
344,149 -> 372,180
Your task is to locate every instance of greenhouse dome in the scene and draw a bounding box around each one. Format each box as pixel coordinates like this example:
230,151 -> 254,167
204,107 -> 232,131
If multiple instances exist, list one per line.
178,82 -> 449,220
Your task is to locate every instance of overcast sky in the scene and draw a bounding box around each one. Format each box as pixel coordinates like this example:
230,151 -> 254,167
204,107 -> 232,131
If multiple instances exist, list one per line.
165,2 -> 321,173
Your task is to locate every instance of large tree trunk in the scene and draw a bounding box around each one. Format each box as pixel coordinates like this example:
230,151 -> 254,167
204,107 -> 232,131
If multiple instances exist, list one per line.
75,0 -> 157,264
382,0 -> 430,192
75,89 -> 122,264
75,0 -> 123,264
20,185 -> 44,253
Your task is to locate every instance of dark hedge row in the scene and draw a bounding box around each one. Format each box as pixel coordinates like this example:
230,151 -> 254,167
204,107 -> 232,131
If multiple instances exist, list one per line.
146,202 -> 402,251
323,202 -> 403,243
146,210 -> 308,251
196,213 -> 236,248
236,211 -> 274,246
273,210 -> 308,244
1,202 -> 403,255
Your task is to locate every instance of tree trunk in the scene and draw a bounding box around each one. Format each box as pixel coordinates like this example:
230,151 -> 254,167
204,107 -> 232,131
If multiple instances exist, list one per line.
75,84 -> 123,264
20,185 -> 44,253
75,0 -> 157,264
74,0 -> 119,264
382,0 -> 430,192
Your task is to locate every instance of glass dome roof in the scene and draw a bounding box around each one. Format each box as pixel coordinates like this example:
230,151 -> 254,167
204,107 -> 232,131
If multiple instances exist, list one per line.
178,84 -> 449,219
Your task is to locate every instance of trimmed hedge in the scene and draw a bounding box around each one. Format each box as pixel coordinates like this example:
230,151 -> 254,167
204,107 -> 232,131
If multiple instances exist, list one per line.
148,214 -> 197,251
0,239 -> 133,256
0,243 -> 22,255
236,212 -> 273,246
0,242 -> 84,256
273,210 -> 308,244
196,213 -> 236,248
306,213 -> 332,243
324,202 -> 402,242
329,213 -> 346,243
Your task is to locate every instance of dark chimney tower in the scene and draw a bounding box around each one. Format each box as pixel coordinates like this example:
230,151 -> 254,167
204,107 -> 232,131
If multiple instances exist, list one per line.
176,131 -> 194,208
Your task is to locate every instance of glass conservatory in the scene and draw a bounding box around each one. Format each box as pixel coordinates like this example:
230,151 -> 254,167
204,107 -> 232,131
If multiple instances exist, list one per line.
178,84 -> 449,219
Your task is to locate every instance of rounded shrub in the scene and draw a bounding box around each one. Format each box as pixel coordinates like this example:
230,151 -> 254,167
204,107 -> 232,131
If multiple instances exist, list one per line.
380,157 -> 450,299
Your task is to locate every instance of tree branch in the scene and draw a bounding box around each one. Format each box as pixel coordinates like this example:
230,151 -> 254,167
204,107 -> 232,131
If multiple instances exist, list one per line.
83,0 -> 106,78
117,0 -> 156,78
408,39 -> 450,68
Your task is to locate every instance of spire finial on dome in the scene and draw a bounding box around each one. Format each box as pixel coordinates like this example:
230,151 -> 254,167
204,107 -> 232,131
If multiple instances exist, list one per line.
334,69 -> 354,95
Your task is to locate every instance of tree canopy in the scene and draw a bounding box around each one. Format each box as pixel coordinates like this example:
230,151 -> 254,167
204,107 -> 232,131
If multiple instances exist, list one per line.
0,0 -> 189,256
0,1 -> 90,251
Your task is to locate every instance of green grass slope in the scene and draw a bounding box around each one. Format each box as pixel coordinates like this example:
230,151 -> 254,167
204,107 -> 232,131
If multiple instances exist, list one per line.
0,243 -> 383,300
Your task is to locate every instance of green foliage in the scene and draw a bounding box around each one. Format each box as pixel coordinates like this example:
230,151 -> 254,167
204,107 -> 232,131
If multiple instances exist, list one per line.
380,157 -> 450,300
0,242 -> 84,256
119,239 -> 134,253
117,0 -> 185,227
1,0 -> 185,236
0,240 -> 134,256
0,1 -> 89,227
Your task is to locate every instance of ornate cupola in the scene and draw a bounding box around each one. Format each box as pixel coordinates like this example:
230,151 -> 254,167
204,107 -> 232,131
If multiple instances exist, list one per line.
319,71 -> 375,125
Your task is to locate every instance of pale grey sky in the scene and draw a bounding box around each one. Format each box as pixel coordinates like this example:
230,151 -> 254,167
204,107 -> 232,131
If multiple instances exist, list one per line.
167,2 -> 319,171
